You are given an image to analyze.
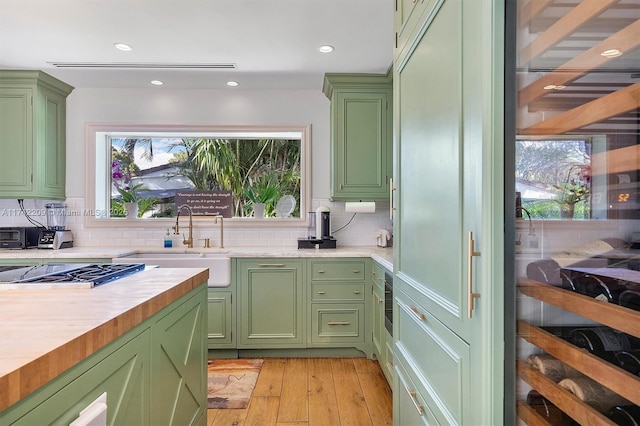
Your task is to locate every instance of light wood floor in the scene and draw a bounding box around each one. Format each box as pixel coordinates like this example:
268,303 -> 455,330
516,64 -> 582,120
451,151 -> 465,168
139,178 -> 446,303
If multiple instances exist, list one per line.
207,357 -> 392,425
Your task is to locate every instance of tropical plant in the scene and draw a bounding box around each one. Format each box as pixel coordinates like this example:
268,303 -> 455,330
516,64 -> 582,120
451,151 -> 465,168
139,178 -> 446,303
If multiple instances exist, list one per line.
111,161 -> 147,202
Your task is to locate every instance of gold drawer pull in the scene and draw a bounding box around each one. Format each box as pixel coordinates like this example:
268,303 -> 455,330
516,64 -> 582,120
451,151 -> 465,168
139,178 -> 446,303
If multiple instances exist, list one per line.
410,306 -> 426,321
405,387 -> 424,415
353,290 -> 361,294
352,269 -> 360,273
317,291 -> 326,294
327,321 -> 351,325
377,296 -> 383,304
317,270 -> 325,273
258,263 -> 285,267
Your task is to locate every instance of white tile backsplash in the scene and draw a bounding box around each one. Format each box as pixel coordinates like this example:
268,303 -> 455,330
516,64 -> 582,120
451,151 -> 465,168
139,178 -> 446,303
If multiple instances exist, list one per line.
0,198 -> 393,248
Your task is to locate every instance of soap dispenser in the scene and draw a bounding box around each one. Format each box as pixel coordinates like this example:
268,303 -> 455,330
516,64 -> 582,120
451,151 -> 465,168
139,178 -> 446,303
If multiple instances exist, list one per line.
164,229 -> 173,248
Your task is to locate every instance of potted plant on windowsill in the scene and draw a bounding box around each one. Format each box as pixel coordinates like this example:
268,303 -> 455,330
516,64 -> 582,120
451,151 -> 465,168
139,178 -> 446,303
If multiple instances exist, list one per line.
554,164 -> 590,219
112,161 -> 146,218
244,174 -> 281,218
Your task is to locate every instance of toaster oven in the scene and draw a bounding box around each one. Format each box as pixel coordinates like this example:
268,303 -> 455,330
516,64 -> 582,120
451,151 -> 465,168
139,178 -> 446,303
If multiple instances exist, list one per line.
0,227 -> 41,249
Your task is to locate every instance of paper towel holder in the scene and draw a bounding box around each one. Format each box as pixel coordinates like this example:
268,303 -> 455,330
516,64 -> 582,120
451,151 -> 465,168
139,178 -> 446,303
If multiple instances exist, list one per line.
344,201 -> 376,213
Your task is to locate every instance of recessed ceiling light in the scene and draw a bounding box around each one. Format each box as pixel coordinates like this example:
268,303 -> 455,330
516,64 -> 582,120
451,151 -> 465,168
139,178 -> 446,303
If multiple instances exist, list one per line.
319,45 -> 334,53
226,81 -> 239,87
114,43 -> 132,51
150,80 -> 164,86
601,48 -> 622,58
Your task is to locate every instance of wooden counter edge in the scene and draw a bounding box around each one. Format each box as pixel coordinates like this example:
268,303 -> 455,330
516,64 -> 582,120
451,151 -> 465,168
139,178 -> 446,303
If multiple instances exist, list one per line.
0,269 -> 209,412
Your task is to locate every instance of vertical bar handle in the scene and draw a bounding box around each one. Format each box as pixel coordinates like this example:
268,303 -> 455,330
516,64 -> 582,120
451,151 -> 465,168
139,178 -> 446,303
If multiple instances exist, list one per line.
467,231 -> 481,318
390,177 -> 396,221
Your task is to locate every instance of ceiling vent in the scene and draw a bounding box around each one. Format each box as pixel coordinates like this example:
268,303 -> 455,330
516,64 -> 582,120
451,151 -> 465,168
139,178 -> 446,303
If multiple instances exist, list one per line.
47,62 -> 237,69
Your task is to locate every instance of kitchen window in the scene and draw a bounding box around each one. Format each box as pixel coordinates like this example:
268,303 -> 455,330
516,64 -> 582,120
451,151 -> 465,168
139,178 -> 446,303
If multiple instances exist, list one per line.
85,124 -> 311,227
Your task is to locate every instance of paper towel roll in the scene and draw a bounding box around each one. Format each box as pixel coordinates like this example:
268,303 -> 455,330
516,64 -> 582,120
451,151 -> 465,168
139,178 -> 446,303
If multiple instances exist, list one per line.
345,201 -> 376,213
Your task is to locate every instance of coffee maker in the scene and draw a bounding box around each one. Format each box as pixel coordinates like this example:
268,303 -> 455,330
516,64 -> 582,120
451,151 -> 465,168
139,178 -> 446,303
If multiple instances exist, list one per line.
38,203 -> 74,249
297,206 -> 337,249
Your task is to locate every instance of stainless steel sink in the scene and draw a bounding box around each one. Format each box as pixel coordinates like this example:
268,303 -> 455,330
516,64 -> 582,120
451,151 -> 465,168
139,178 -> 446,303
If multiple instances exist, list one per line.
112,252 -> 231,287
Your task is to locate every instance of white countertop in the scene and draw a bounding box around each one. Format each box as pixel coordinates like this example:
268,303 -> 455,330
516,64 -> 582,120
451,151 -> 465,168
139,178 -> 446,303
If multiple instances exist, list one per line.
0,245 -> 394,270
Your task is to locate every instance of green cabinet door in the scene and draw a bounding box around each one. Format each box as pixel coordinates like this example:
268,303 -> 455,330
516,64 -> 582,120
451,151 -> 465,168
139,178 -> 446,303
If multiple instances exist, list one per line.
0,88 -> 32,195
323,73 -> 392,201
1,330 -> 150,426
238,259 -> 305,348
151,286 -> 207,425
0,71 -> 73,200
207,289 -> 234,348
393,0 -> 503,424
372,281 -> 384,362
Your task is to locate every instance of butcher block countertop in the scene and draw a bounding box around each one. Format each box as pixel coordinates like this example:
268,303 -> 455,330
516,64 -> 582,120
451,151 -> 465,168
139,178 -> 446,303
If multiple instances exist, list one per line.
0,267 -> 209,412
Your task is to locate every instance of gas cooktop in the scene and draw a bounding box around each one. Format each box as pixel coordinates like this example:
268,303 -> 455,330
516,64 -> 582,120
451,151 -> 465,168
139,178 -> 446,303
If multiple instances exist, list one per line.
0,263 -> 146,289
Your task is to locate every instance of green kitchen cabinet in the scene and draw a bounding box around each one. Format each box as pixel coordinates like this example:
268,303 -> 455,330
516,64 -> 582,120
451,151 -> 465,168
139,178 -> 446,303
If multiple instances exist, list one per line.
307,258 -> 372,357
151,285 -> 207,425
393,0 -> 504,424
323,73 -> 392,201
371,262 -> 385,362
0,70 -> 73,200
0,284 -> 207,426
237,259 -> 305,348
1,329 -> 150,425
207,289 -> 234,348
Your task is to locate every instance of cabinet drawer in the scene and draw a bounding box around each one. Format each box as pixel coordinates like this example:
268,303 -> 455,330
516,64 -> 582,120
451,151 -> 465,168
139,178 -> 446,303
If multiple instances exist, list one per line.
311,283 -> 365,302
394,357 -> 440,425
310,261 -> 366,281
395,287 -> 469,425
311,304 -> 364,343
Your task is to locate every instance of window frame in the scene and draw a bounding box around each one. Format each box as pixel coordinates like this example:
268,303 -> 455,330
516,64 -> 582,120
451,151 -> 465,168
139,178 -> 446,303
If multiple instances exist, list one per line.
85,123 -> 312,228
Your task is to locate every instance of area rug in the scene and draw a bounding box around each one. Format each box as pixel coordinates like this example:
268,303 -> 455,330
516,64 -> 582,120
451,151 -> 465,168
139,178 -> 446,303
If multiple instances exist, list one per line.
207,358 -> 263,409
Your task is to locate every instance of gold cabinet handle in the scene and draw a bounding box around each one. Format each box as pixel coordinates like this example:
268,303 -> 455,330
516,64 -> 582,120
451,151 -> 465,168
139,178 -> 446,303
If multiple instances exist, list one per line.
317,270 -> 325,273
404,387 -> 424,415
258,263 -> 285,267
352,269 -> 360,273
377,296 -> 383,304
410,306 -> 425,321
389,177 -> 396,221
353,290 -> 361,294
467,231 -> 482,318
328,321 -> 351,325
317,291 -> 326,294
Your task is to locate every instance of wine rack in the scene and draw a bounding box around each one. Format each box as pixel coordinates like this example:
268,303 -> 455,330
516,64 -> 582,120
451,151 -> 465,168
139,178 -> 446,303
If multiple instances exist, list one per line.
517,279 -> 640,424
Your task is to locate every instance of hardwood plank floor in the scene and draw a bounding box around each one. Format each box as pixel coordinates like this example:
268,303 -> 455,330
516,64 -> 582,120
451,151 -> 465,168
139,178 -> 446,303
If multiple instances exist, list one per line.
207,358 -> 392,426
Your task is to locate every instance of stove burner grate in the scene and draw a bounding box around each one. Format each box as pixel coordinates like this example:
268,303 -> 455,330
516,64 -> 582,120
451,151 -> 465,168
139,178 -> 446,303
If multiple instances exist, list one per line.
16,263 -> 146,286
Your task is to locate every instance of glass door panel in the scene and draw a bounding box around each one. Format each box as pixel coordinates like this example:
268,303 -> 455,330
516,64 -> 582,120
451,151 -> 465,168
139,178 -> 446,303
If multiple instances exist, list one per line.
510,1 -> 640,424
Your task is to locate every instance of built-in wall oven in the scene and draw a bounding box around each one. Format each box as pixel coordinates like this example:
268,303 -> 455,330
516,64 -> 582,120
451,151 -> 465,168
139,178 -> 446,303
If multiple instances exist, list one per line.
384,271 -> 393,336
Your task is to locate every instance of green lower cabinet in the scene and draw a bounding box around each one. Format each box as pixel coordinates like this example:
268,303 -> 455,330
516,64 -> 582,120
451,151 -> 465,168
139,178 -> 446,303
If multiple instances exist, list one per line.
238,259 -> 305,348
310,303 -> 365,343
372,281 -> 385,359
0,284 -> 207,426
151,286 -> 207,425
394,359 -> 440,426
383,331 -> 394,385
207,289 -> 234,348
1,329 -> 150,425
394,286 -> 470,425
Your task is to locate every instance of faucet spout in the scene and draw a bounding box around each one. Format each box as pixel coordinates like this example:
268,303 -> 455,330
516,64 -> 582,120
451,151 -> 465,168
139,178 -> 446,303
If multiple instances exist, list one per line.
214,215 -> 224,248
176,204 -> 194,248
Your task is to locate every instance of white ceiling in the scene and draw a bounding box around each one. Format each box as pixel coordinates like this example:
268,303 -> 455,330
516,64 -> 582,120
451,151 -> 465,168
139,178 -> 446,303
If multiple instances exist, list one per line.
0,0 -> 395,90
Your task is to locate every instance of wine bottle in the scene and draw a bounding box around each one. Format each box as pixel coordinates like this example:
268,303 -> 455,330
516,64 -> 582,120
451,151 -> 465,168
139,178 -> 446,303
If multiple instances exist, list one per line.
620,285 -> 640,312
526,391 -> 577,425
614,350 -> 640,375
607,405 -> 640,426
568,327 -> 631,361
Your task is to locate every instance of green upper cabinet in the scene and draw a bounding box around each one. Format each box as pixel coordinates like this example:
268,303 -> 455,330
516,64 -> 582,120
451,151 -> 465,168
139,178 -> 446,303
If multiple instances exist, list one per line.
0,70 -> 73,200
323,73 -> 392,201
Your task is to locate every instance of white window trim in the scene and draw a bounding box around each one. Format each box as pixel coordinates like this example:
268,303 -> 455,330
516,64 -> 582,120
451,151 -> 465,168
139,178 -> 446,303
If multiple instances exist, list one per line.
84,123 -> 312,229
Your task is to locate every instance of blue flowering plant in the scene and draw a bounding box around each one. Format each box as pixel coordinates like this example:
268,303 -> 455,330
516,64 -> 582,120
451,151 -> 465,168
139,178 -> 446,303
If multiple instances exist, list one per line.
111,161 -> 145,203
